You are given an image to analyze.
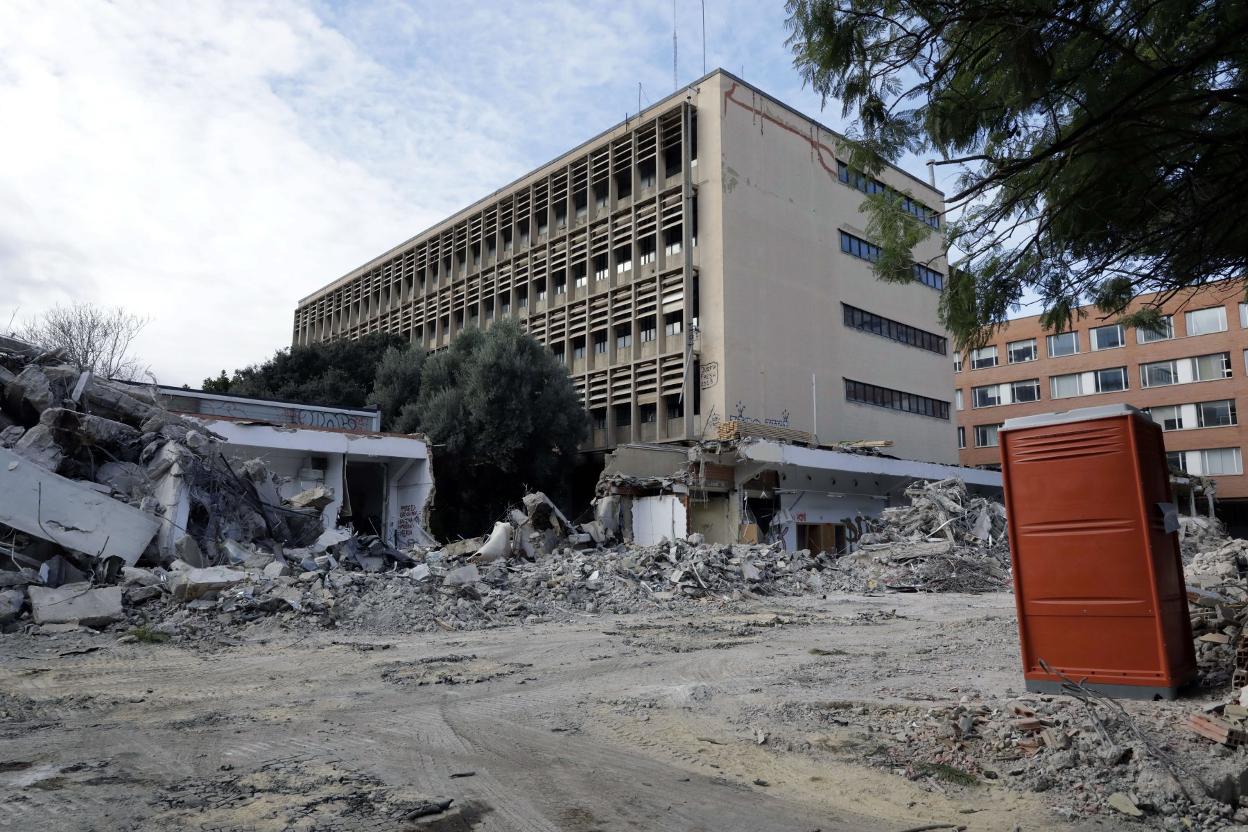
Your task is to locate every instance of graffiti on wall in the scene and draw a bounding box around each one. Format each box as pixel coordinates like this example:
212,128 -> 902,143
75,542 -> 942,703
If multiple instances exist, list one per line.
708,401 -> 792,432
699,361 -> 719,390
396,503 -> 422,546
839,515 -> 869,545
200,399 -> 375,431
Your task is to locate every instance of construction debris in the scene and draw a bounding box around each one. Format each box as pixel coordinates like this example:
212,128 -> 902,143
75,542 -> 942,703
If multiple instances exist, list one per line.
833,478 -> 1011,593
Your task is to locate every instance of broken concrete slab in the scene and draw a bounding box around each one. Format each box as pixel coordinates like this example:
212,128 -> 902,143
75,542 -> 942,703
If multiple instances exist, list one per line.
0,589 -> 24,624
444,565 -> 480,587
28,584 -> 124,627
122,566 -> 162,587
12,424 -> 64,471
442,537 -> 484,560
38,554 -> 89,588
263,560 -> 290,579
0,447 -> 160,567
0,570 -> 38,588
312,527 -> 352,553
289,484 -> 334,510
169,567 -> 247,601
4,365 -> 55,421
472,522 -> 512,564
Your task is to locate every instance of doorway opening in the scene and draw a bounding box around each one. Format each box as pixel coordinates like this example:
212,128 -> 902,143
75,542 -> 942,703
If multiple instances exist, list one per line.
343,461 -> 386,536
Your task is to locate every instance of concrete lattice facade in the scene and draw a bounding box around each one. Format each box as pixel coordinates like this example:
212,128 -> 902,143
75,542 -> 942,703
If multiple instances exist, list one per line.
956,282 -> 1248,503
294,71 -> 953,463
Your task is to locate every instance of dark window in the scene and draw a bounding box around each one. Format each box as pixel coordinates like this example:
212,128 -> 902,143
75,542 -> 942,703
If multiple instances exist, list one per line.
839,230 -> 881,263
840,231 -> 943,290
614,404 -> 631,427
842,304 -> 947,355
837,161 -> 940,228
844,378 -> 950,420
640,404 -> 657,423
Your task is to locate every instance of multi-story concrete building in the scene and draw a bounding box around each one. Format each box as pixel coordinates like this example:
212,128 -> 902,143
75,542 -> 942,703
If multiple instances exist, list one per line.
956,282 -> 1248,518
294,70 -> 953,463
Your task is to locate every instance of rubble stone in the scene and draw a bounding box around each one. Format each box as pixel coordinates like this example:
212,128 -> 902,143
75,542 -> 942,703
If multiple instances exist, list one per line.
169,567 -> 247,601
0,588 -> 24,624
29,584 -> 123,626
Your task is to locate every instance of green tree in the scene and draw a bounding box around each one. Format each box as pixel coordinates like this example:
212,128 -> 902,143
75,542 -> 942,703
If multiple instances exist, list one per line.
415,320 -> 588,538
786,0 -> 1248,350
202,370 -> 231,393
368,344 -> 426,431
202,332 -> 404,408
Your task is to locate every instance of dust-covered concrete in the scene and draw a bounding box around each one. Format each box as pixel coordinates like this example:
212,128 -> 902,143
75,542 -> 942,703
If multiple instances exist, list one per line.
0,592 -> 1127,832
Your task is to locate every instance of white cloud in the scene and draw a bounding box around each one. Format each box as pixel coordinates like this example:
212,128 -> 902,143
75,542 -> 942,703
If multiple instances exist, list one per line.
0,0 -> 947,386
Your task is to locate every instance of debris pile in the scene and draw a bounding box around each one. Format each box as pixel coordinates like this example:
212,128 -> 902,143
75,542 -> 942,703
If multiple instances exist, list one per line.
832,478 -> 1011,593
0,335 -> 356,632
1183,515 -> 1233,561
786,689 -> 1248,828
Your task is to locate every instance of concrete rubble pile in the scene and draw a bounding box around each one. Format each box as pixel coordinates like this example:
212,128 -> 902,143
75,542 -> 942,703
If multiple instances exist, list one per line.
831,478 -> 1011,593
0,334 -> 358,632
109,494 -> 836,637
818,693 -> 1248,829
1184,515 -> 1233,561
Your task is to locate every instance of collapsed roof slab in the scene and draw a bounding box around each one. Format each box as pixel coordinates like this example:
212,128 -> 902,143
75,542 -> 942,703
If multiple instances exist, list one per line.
736,440 -> 1002,494
0,447 -> 160,567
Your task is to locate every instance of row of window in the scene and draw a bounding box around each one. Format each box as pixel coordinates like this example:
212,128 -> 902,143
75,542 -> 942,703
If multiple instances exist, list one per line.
844,378 -> 950,420
964,352 -> 1234,408
1167,447 -> 1244,476
957,423 -> 1244,475
842,304 -> 947,355
547,313 -> 684,361
589,397 -> 685,431
1144,400 -> 1238,431
957,305 -> 1239,371
836,161 -> 941,228
838,231 -> 945,290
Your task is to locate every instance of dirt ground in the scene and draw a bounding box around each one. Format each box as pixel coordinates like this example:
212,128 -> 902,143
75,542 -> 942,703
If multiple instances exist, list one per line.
0,591 -> 1133,831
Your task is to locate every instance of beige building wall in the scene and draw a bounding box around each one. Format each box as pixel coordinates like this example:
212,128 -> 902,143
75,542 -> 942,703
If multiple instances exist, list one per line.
704,73 -> 954,463
294,70 -> 954,464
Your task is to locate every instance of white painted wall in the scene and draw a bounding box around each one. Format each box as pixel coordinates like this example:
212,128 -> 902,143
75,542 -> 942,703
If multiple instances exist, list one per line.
632,495 -> 688,545
776,490 -> 886,551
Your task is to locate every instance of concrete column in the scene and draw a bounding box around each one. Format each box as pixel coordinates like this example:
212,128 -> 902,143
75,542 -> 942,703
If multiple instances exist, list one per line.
323,453 -> 346,530
680,101 -> 696,440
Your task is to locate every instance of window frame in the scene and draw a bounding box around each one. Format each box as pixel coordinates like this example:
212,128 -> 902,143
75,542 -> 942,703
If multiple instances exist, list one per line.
974,423 -> 1001,448
1197,399 -> 1238,428
1050,372 -> 1084,399
1137,316 -> 1174,343
1007,338 -> 1037,364
1185,306 -> 1228,337
1094,366 -> 1128,393
1047,331 -> 1080,357
970,346 -> 998,370
1090,324 -> 1125,351
1201,447 -> 1243,476
1011,378 -> 1041,403
971,383 -> 1003,409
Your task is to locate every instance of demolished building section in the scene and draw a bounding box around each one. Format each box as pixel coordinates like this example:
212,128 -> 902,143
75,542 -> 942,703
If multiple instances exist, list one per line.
595,439 -> 1003,552
0,336 -> 433,630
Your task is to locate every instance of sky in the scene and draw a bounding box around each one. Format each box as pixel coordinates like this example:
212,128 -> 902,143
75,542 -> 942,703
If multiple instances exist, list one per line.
0,0 -> 956,387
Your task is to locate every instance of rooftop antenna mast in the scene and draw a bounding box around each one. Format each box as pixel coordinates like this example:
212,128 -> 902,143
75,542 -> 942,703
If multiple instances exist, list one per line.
701,0 -> 706,75
672,0 -> 678,91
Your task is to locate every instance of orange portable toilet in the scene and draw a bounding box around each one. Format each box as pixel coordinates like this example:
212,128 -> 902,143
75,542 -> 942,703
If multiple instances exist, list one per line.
999,404 -> 1196,699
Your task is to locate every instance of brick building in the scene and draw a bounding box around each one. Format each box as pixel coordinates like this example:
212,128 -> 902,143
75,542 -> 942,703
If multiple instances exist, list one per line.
956,282 -> 1248,522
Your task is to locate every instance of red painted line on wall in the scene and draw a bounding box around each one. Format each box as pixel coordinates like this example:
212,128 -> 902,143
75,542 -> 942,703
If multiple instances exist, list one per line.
722,81 -> 842,180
